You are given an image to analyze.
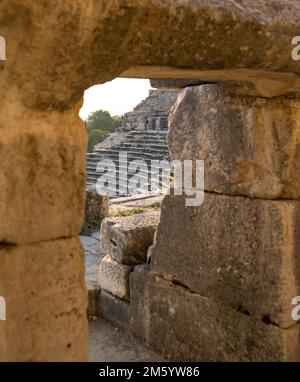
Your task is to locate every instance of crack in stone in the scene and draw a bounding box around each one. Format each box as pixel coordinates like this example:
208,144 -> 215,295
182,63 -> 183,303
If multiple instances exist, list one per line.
153,272 -> 299,329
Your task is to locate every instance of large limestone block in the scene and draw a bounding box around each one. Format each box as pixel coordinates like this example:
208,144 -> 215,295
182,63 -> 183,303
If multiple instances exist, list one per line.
98,254 -> 132,301
0,237 -> 88,361
151,193 -> 300,328
169,84 -> 300,199
100,212 -> 160,265
1,0 -> 300,109
130,270 -> 300,361
0,107 -> 86,244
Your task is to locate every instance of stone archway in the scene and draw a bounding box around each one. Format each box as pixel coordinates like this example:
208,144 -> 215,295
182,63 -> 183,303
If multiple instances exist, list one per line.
0,0 -> 299,360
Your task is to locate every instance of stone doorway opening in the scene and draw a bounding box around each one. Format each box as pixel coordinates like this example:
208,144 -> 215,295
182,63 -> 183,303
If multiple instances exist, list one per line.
79,78 -> 178,361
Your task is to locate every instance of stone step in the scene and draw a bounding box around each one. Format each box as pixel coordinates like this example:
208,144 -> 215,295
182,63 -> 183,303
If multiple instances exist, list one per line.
87,153 -> 169,163
128,130 -> 168,137
87,172 -> 171,183
124,139 -> 168,146
86,172 -> 153,184
87,128 -> 171,198
117,143 -> 168,152
86,181 -> 160,197
87,162 -> 172,173
124,140 -> 168,148
92,149 -> 168,159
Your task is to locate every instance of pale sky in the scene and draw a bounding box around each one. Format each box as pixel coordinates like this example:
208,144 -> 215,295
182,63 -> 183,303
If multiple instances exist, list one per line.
79,78 -> 153,120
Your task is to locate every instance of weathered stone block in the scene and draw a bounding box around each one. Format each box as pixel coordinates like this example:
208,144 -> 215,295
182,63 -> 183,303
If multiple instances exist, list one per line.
169,84 -> 300,199
130,270 -> 300,361
98,254 -> 132,301
99,290 -> 130,332
82,191 -> 109,236
0,109 -> 86,245
100,212 -> 160,265
151,193 -> 300,328
3,0 -> 300,110
0,238 -> 88,361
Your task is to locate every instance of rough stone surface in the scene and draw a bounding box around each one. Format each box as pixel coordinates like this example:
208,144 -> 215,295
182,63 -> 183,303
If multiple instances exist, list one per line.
82,191 -> 109,235
100,212 -> 160,265
1,0 -> 300,363
1,0 -> 300,106
151,193 -> 300,328
169,84 -> 300,199
99,290 -> 130,332
99,254 -> 132,301
130,270 -> 300,362
0,238 -> 88,361
0,107 -> 86,245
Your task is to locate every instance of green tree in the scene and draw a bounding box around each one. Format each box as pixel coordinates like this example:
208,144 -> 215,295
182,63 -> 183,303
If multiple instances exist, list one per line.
111,115 -> 122,130
85,110 -> 123,152
87,129 -> 109,152
86,110 -> 122,132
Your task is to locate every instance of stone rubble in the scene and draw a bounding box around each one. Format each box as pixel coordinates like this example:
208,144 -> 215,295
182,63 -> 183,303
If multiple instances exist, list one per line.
100,212 -> 160,265
97,211 -> 160,330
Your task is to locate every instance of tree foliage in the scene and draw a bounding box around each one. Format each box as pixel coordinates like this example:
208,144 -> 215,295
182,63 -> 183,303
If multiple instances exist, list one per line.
85,110 -> 122,152
87,129 -> 110,152
86,110 -> 122,132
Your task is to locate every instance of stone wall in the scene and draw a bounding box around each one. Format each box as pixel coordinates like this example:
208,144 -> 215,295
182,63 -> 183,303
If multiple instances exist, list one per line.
0,96 -> 89,360
0,0 -> 300,361
130,84 -> 300,361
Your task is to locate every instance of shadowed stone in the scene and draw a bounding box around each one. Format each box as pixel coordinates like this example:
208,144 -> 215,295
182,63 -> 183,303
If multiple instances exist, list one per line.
99,290 -> 130,332
151,193 -> 300,328
82,191 -> 109,235
150,79 -> 207,89
130,270 -> 300,362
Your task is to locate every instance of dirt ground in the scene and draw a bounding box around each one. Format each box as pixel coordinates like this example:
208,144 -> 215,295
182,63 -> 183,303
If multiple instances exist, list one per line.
89,319 -> 162,362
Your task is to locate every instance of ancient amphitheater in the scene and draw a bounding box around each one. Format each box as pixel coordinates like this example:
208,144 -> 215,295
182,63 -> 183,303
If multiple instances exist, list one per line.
86,89 -> 177,196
